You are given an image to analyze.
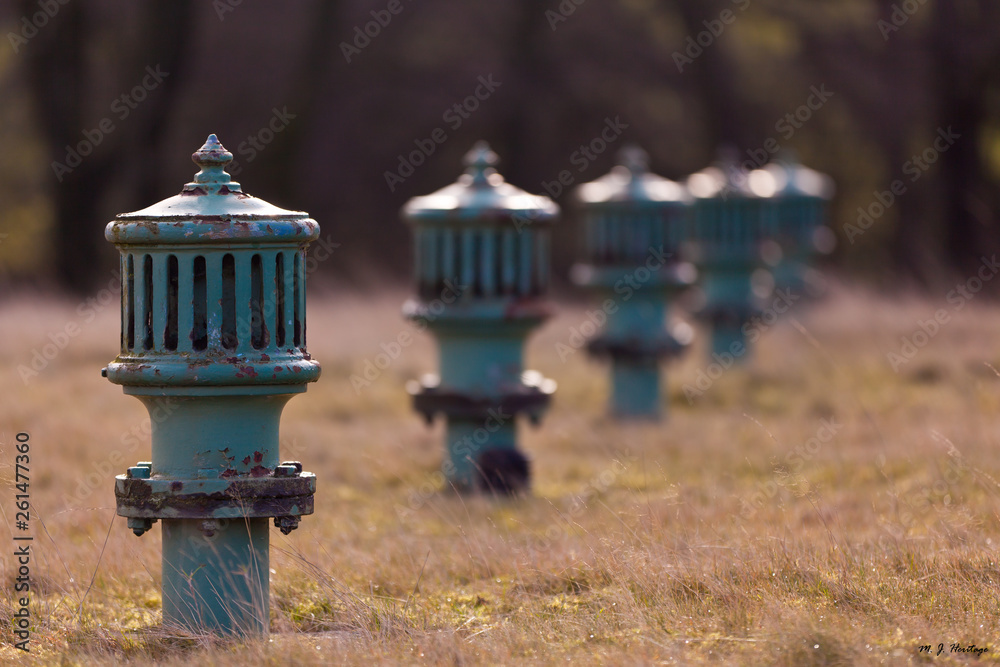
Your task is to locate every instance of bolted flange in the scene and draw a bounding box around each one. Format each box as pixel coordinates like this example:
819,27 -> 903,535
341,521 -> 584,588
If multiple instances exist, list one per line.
115,461 -> 316,522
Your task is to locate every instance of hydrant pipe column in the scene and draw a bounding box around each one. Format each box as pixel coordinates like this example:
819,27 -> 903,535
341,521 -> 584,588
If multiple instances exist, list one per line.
572,146 -> 695,419
402,142 -> 558,493
686,154 -> 775,362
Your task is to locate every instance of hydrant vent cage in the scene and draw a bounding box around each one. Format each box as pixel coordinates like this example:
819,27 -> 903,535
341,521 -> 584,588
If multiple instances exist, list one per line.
118,249 -> 306,354
685,159 -> 779,259
574,146 -> 691,268
105,135 -> 319,387
758,160 -> 834,250
404,142 -> 558,304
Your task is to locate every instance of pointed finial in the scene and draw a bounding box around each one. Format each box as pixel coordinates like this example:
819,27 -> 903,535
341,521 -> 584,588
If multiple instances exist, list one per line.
463,141 -> 500,186
618,144 -> 649,175
189,134 -> 239,191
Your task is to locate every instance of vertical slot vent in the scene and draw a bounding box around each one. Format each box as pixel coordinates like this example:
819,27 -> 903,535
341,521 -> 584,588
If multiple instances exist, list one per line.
126,254 -> 135,350
250,254 -> 269,349
221,253 -> 237,349
501,230 -> 517,295
293,251 -> 301,347
275,253 -> 286,347
192,256 -> 207,351
119,257 -> 125,350
164,255 -> 178,351
142,255 -> 153,350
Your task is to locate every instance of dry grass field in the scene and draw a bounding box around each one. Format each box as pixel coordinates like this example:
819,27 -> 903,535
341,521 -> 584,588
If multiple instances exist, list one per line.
1,283 -> 1000,665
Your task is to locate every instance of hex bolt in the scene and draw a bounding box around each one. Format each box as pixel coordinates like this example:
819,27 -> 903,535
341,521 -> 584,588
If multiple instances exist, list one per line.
105,135 -> 320,635
200,519 -> 220,538
128,517 -> 153,537
400,142 -> 558,494
127,464 -> 152,479
274,463 -> 299,478
274,516 -> 300,535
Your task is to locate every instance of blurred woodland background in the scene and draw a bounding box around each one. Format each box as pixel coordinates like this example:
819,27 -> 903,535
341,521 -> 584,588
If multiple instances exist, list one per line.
1,0 -> 999,295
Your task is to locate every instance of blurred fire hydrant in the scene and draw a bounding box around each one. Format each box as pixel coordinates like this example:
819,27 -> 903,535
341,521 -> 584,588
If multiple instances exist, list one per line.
755,156 -> 835,295
685,152 -> 777,360
402,142 -> 557,494
571,146 -> 695,419
104,135 -> 320,634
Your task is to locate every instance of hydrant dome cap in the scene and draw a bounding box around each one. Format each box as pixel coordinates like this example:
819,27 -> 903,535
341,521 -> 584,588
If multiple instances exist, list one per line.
762,160 -> 835,200
107,135 -> 318,244
115,134 -> 311,221
575,145 -> 689,204
402,141 -> 558,223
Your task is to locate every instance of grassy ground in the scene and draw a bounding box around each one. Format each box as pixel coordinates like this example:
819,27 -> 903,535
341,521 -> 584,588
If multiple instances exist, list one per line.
1,283 -> 999,665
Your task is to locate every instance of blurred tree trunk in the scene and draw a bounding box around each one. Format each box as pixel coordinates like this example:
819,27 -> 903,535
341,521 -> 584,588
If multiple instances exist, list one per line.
496,0 -> 558,188
253,0 -> 342,203
672,0 -> 748,152
21,0 -> 192,294
777,0 -> 936,283
929,0 -> 1000,278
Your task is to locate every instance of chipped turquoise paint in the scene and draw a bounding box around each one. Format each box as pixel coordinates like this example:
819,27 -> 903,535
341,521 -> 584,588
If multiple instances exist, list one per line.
105,135 -> 320,635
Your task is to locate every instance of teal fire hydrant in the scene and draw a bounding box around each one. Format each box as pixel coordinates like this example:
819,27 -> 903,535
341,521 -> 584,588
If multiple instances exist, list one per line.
756,156 -> 835,294
104,135 -> 320,634
686,153 -> 777,360
402,142 -> 557,494
571,146 -> 695,419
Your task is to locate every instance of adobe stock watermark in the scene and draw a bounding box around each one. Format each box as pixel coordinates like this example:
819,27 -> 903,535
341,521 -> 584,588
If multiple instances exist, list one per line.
213,0 -> 243,21
554,246 -> 673,362
384,74 -> 503,192
540,116 -> 629,199
51,64 -> 170,182
681,287 -> 800,402
545,0 -> 587,31
232,234 -> 340,342
723,85 -> 834,195
886,254 -> 1000,372
6,0 -> 70,54
340,0 -> 414,63
349,280 -> 468,393
672,0 -> 752,73
738,417 -> 841,519
227,106 -> 297,175
877,0 -> 928,40
394,408 -> 513,520
843,126 -> 960,244
17,269 -> 122,384
59,398 -> 179,509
